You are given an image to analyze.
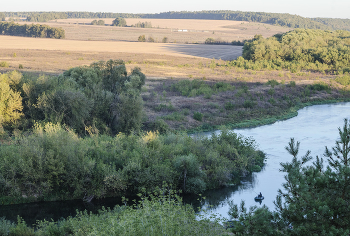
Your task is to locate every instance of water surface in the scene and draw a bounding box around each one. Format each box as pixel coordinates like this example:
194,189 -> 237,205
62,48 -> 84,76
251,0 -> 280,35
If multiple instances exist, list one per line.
198,102 -> 350,219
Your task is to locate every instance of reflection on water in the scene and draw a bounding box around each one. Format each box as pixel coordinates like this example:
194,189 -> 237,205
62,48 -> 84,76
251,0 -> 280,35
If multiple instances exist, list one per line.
2,102 -> 350,224
0,197 -> 124,226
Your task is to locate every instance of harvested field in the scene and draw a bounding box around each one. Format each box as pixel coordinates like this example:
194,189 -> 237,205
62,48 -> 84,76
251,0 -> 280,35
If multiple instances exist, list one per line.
0,35 -> 242,60
43,18 -> 291,43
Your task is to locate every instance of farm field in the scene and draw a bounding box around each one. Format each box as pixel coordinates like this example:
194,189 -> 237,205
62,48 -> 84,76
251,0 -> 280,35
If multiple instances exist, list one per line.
0,18 -> 291,78
46,18 -> 291,43
0,35 -> 242,61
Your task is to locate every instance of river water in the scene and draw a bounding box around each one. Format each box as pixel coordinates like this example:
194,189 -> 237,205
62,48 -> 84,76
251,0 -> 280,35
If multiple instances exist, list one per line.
1,102 -> 350,224
197,102 -> 350,219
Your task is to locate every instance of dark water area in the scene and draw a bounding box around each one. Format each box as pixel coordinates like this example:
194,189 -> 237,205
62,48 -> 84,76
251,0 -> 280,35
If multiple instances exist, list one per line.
1,102 -> 350,224
0,197 -> 125,226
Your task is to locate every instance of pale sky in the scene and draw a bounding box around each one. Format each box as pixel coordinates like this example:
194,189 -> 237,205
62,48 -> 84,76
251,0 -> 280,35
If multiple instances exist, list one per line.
2,0 -> 349,19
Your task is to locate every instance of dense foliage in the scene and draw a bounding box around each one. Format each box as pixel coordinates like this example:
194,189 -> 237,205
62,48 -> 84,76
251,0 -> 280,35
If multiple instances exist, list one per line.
91,19 -> 105,25
312,17 -> 350,31
0,22 -> 65,39
23,12 -> 139,22
228,119 -> 350,235
0,124 -> 265,204
112,17 -> 126,27
0,60 -> 145,136
142,11 -> 329,30
237,29 -> 350,74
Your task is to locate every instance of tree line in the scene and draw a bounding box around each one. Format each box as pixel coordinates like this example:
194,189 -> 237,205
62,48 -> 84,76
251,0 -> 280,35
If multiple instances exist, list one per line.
0,22 -> 65,39
2,11 -> 350,31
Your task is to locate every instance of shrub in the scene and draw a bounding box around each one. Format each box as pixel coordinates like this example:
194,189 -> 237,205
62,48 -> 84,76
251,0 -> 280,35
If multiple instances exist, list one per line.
0,61 -> 9,67
112,17 -> 126,27
193,112 -> 203,121
267,88 -> 275,95
266,79 -> 279,87
243,100 -> 256,109
152,119 -> 169,134
335,75 -> 350,86
162,37 -> 168,43
148,36 -> 155,42
91,19 -> 105,25
18,64 -> 23,69
225,102 -> 235,110
252,165 -> 262,172
288,81 -> 296,87
0,217 -> 14,236
308,82 -> 330,91
205,38 -> 215,44
138,35 -> 146,42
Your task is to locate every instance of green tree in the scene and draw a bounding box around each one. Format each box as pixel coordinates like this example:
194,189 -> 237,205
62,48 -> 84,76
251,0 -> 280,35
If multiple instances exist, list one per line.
112,17 -> 126,27
273,120 -> 350,235
138,35 -> 146,42
0,72 -> 23,130
174,154 -> 206,193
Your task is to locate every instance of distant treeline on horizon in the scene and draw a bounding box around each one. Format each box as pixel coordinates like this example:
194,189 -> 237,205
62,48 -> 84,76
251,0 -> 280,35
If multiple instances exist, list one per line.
1,10 -> 350,31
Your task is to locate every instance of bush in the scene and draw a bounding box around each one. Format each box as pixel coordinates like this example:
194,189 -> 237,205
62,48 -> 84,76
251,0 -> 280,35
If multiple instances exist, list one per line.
91,19 -> 105,25
335,75 -> 350,86
0,217 -> 14,236
308,82 -> 330,91
243,100 -> 256,109
18,64 -> 23,69
162,37 -> 168,43
152,119 -> 169,134
225,102 -> 235,110
148,36 -> 155,42
193,112 -> 203,121
266,79 -> 279,87
205,38 -> 215,44
0,61 -> 9,67
288,81 -> 296,87
112,17 -> 126,27
138,35 -> 146,42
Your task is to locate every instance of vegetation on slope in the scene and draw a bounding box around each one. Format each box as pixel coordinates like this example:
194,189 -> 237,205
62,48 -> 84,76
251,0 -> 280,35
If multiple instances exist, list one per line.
0,22 -> 65,39
238,29 -> 350,74
0,60 -> 145,136
1,121 -> 350,235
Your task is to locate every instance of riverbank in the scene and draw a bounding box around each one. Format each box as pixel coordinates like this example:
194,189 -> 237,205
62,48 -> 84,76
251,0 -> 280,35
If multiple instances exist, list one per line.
143,77 -> 350,134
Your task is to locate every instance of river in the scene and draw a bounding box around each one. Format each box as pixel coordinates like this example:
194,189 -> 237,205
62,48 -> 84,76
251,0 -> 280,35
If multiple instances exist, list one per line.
196,102 -> 350,219
1,102 -> 350,224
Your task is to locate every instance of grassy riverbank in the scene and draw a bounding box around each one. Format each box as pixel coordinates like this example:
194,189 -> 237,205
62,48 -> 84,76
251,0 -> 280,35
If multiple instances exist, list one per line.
143,77 -> 350,134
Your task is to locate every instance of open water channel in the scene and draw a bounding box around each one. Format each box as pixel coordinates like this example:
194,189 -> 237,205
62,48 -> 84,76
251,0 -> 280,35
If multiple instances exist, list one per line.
1,102 -> 350,225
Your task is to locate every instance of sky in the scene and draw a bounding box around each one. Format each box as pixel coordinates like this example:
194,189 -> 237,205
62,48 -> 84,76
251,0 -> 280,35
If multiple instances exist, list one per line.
2,0 -> 349,19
